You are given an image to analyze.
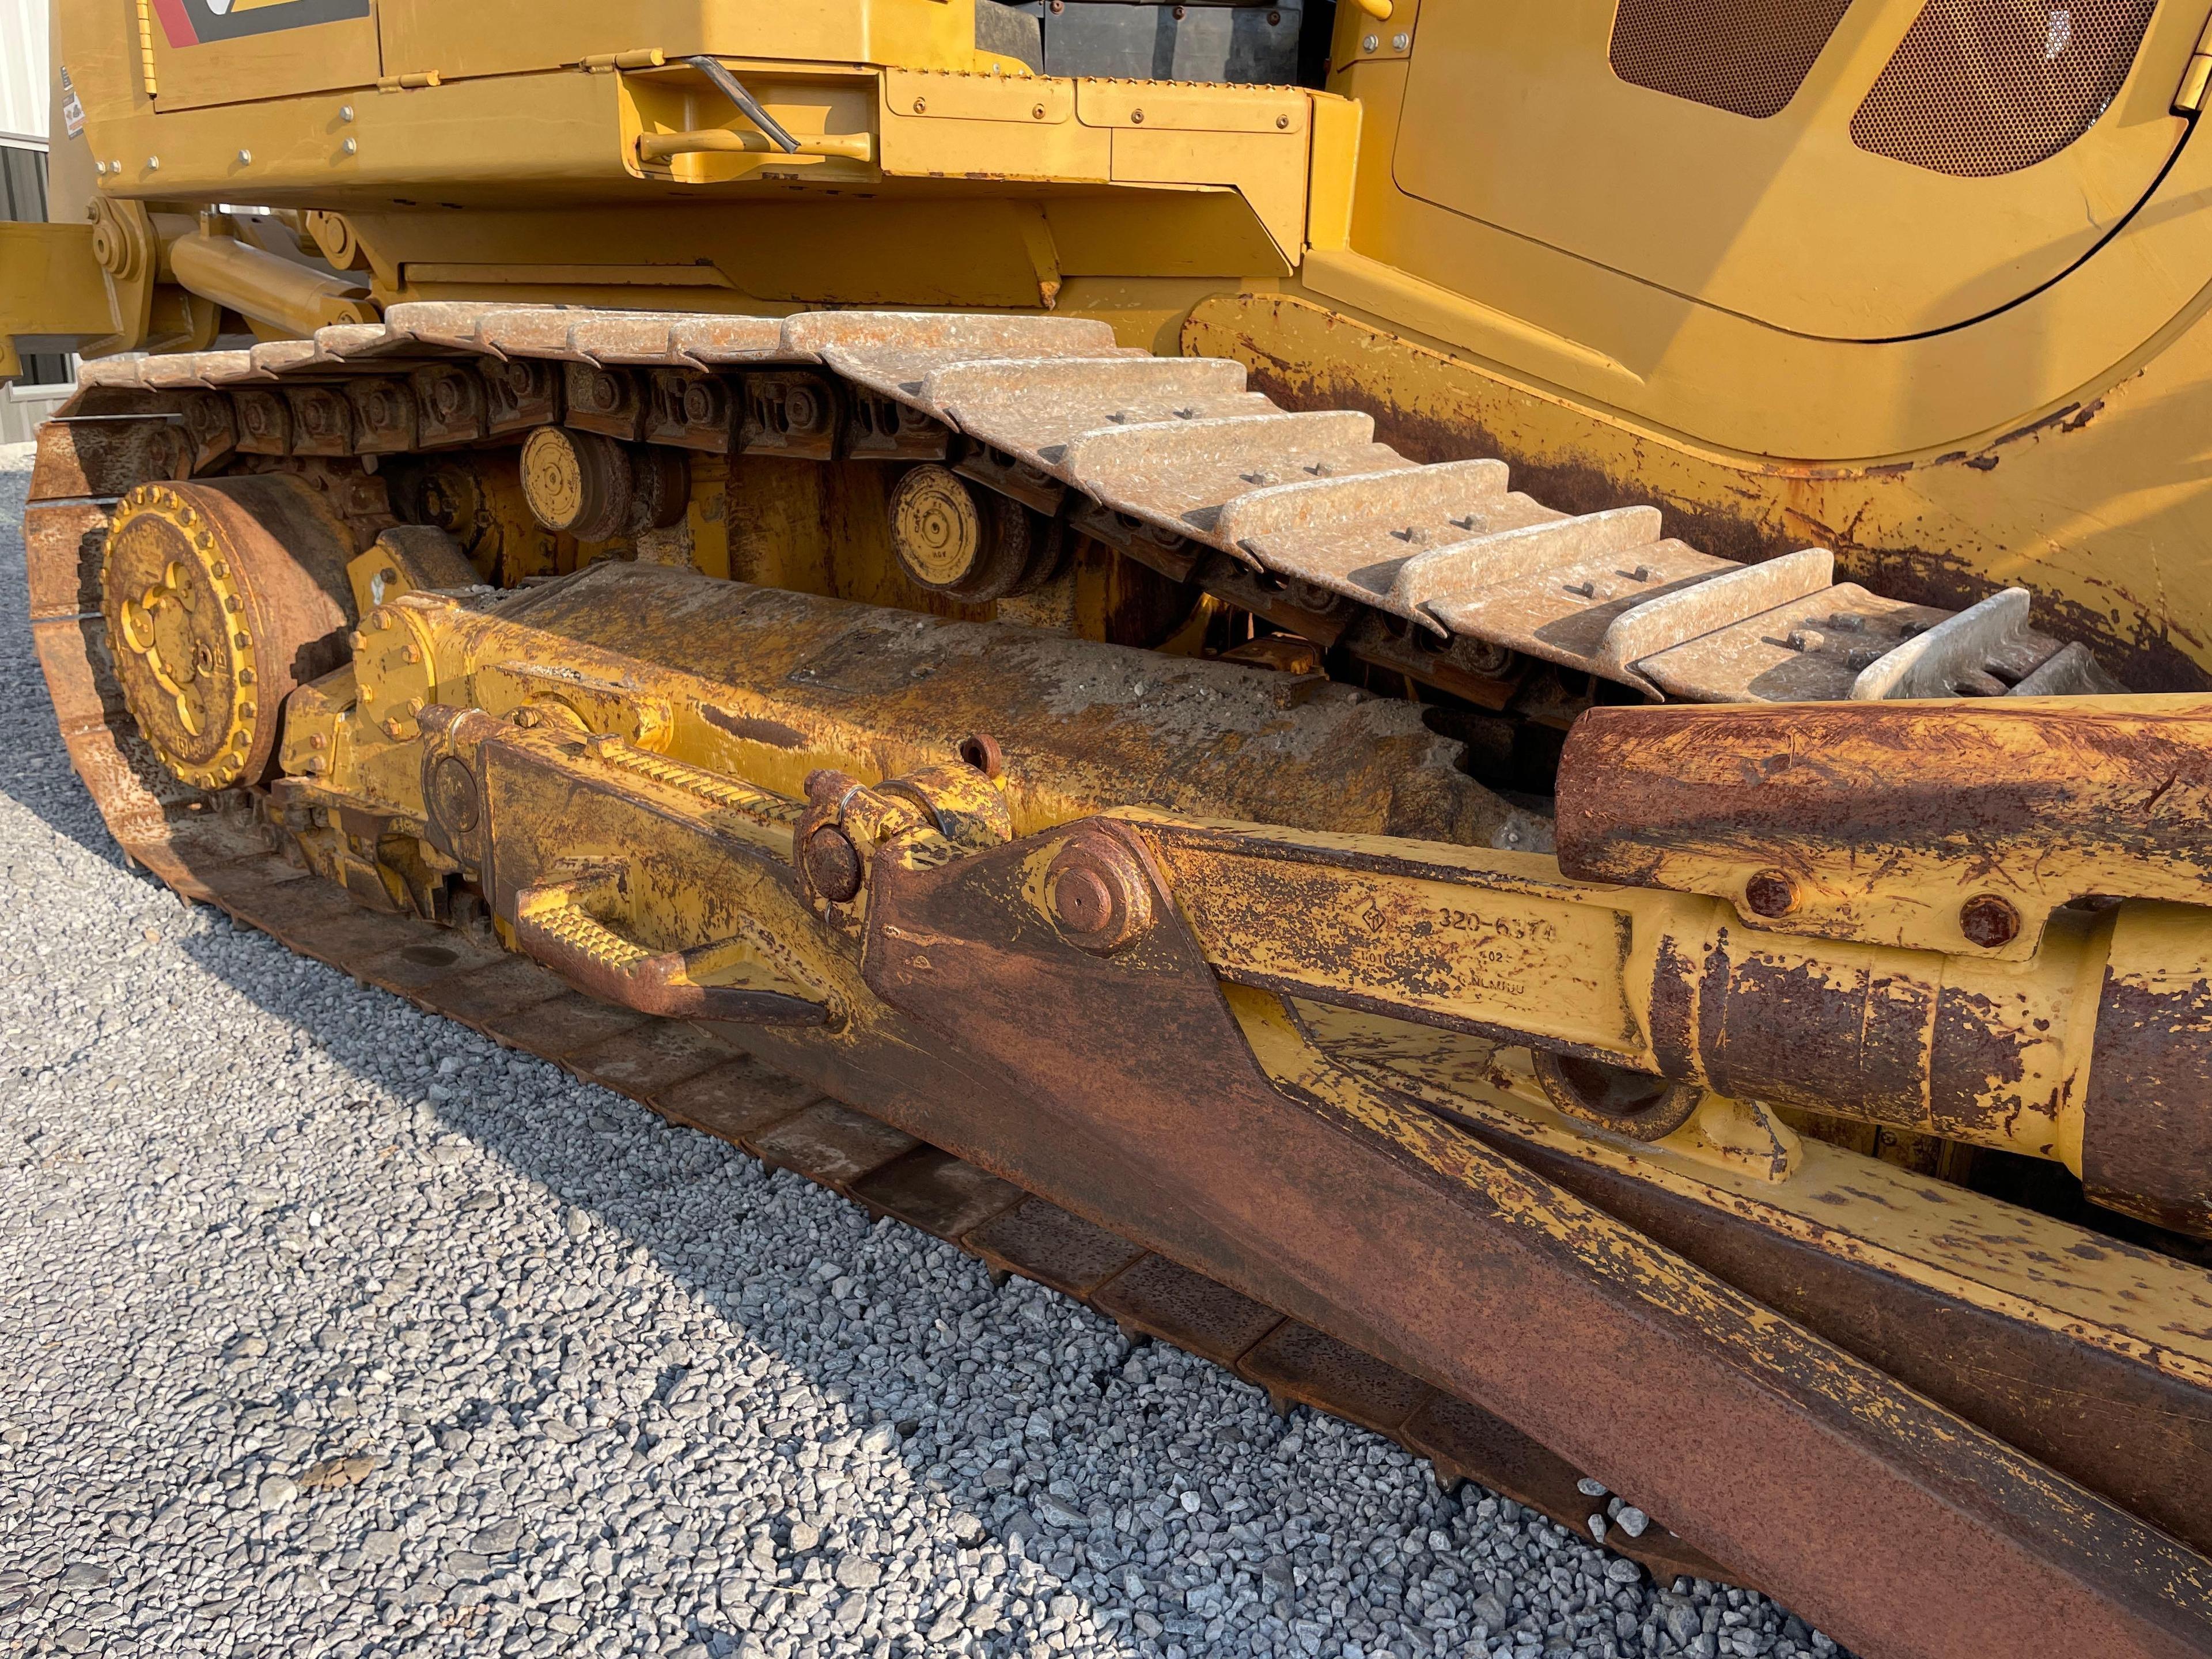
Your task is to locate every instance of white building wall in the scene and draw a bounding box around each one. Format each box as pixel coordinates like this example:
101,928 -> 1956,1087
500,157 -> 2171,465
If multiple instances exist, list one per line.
2,383 -> 69,445
0,0 -> 50,149
1,0 -> 71,414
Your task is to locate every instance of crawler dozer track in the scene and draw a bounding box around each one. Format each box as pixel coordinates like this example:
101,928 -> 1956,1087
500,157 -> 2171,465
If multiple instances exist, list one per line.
54,301 -> 2120,736
23,313 -> 2212,1659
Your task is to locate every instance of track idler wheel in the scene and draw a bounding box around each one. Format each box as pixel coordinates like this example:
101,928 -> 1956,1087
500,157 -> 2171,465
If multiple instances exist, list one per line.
887,463 -> 1060,601
101,475 -> 359,790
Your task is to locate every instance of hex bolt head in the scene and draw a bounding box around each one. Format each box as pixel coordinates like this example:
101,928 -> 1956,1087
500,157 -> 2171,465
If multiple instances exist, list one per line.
1959,893 -> 2021,949
1046,834 -> 1155,955
802,826 -> 865,906
1744,870 -> 1798,919
1055,866 -> 1115,935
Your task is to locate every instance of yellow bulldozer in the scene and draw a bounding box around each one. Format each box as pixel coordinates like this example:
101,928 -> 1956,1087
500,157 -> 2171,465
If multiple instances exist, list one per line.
8,2 -> 2212,1652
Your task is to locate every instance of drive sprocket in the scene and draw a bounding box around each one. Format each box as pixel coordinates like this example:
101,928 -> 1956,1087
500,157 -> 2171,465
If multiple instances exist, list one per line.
100,475 -> 359,790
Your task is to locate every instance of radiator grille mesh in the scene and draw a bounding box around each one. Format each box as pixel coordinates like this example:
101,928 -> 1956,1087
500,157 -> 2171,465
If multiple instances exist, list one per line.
1851,0 -> 2157,176
1609,0 -> 1857,119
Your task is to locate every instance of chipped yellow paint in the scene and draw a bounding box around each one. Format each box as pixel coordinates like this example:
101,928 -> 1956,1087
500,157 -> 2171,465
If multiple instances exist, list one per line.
282,577 -> 2180,1193
1225,982 -> 2212,1565
1282,997 -> 2212,1395
1113,813 -> 2101,1172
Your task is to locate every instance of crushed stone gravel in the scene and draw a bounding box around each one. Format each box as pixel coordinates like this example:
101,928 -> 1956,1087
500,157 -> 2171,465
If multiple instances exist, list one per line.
0,446 -> 1844,1658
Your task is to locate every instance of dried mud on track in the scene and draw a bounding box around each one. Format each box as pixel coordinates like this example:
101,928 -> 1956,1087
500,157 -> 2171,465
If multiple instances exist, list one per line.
0,447 -> 1841,1659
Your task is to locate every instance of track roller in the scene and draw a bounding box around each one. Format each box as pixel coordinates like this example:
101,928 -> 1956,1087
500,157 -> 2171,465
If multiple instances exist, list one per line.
519,426 -> 688,542
887,463 -> 1060,601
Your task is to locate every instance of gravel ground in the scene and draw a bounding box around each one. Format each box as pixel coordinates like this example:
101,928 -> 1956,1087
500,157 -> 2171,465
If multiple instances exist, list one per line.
0,445 -> 1840,1659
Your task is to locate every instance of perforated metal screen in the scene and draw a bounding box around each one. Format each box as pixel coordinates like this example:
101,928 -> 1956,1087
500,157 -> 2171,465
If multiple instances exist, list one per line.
1851,0 -> 2158,176
1609,0 -> 1858,119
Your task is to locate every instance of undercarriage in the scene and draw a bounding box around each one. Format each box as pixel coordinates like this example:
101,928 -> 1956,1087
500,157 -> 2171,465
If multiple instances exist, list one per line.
23,302 -> 2212,1659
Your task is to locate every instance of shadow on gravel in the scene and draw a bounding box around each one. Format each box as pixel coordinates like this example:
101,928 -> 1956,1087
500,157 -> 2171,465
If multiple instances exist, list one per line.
0,465 -> 1470,1659
157,947 -> 1188,1654
0,461 -> 1154,1657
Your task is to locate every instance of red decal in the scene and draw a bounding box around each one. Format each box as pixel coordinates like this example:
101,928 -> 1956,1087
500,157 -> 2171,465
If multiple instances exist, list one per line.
150,0 -> 201,48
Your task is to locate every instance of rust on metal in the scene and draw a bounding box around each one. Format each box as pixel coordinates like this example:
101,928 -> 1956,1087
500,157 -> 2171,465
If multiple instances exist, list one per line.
653,1056 -> 826,1142
964,1199 -> 1149,1300
1460,1108 -> 2212,1562
1743,870 -> 1796,919
25,336 -> 2212,1659
1399,1394 -> 1731,1589
562,1021 -> 738,1099
23,501 -> 113,619
2082,903 -> 2212,1237
1239,1320 -> 1427,1431
748,1100 -> 923,1191
482,990 -> 655,1060
32,710 -> 2212,1656
850,1147 -> 1027,1240
512,881 -> 828,1027
356,941 -> 487,999
1532,1050 -> 1703,1143
843,819 -> 2212,1659
1959,892 -> 2021,949
396,952 -> 565,1025
1191,291 -> 2191,691
1045,831 -> 1156,954
801,823 -> 865,904
1557,694 -> 2212,957
957,732 -> 1005,779
1091,1252 -> 1286,1365
478,560 -> 1529,850
28,415 -> 190,499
